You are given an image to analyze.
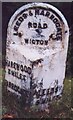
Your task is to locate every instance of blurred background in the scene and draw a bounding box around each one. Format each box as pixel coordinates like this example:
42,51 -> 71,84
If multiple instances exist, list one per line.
1,2 -> 73,118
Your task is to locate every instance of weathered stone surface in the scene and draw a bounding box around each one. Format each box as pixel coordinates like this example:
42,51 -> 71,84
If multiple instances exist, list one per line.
5,3 -> 69,108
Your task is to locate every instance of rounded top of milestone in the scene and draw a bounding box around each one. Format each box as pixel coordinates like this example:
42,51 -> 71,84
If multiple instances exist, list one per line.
7,3 -> 69,48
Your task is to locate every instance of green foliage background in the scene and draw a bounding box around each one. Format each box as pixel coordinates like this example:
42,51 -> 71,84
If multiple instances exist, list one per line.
1,2 -> 73,119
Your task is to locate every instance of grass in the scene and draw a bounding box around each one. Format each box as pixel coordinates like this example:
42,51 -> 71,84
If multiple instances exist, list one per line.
1,67 -> 73,118
0,68 -> 2,81
0,68 -> 2,119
